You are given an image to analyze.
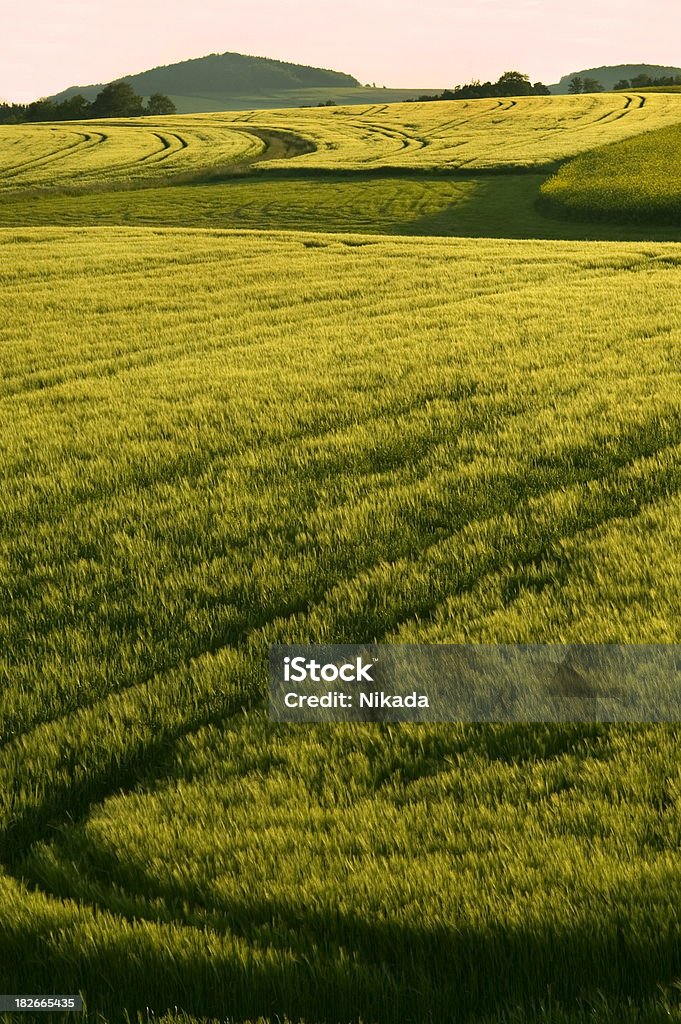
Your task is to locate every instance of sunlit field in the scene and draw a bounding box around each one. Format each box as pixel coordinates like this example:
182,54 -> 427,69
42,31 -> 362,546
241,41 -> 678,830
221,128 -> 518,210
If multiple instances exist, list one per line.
4,84 -> 681,1024
540,122 -> 681,224
3,90 -> 681,194
0,117 -> 266,191
243,92 -> 681,170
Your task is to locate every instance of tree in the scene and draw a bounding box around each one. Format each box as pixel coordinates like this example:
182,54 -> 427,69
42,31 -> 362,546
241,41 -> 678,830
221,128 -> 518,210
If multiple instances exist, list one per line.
568,76 -> 584,94
59,94 -> 92,120
25,98 -> 58,122
614,79 -> 630,90
91,81 -> 144,118
631,73 -> 653,88
582,78 -> 605,93
497,70 -> 530,84
0,102 -> 18,124
145,93 -> 176,116
496,70 -> 533,96
415,71 -> 550,103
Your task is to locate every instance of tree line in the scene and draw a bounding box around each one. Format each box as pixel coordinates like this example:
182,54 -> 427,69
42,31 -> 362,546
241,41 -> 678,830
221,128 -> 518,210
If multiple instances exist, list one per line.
416,71 -> 551,102
613,73 -> 681,89
568,72 -> 681,93
0,81 -> 176,125
567,76 -> 605,93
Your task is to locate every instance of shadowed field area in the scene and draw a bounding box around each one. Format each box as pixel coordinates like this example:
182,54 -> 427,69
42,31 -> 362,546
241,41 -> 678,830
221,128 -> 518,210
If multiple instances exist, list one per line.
4,172 -> 681,240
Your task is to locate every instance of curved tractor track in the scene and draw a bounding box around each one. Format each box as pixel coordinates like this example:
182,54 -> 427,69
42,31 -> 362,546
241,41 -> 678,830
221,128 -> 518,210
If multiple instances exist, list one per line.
0,119 -> 275,192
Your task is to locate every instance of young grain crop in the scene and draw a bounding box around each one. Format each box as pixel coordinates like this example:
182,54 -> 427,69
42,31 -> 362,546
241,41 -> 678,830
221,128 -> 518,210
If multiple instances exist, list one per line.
229,93 -> 681,171
0,118 -> 264,192
4,173 -> 681,243
540,123 -> 681,224
3,91 -> 681,196
2,229 -> 681,1022
20,717 -> 681,1021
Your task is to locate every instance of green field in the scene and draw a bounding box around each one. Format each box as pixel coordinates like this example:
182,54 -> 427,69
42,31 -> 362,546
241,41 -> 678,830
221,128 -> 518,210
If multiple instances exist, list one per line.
540,123 -> 681,224
5,172 -> 681,241
0,117 -> 265,192
3,90 -> 681,1024
240,92 -> 681,171
638,85 -> 681,93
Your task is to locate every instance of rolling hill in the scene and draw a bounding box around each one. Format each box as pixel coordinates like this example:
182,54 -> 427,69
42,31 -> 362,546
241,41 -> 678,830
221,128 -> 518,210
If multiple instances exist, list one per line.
45,50 -> 435,113
548,63 -> 681,93
49,50 -> 360,101
6,92 -> 681,196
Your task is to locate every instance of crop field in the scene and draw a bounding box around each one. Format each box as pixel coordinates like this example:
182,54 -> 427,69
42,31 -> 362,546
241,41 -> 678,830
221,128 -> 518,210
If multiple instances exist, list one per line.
239,92 -> 681,171
0,118 -> 265,191
540,123 -> 681,224
3,228 -> 681,1023
3,91 -> 681,195
638,85 -> 681,94
0,174 -> 480,233
164,85 -> 442,114
5,172 -> 681,243
4,87 -> 681,1024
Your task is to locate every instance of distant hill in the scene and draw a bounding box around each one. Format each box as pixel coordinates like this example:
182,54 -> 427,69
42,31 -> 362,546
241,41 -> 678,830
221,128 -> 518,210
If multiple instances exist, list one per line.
548,64 -> 681,94
48,50 -> 368,112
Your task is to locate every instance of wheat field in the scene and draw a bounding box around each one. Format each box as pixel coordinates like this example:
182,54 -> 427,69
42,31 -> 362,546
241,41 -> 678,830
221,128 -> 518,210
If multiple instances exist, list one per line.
3,86 -> 681,1024
3,91 -> 681,195
540,122 -> 681,224
2,228 -> 681,1022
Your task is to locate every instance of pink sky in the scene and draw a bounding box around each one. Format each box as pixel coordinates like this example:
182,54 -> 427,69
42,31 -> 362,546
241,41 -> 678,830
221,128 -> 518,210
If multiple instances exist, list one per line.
3,0 -> 681,103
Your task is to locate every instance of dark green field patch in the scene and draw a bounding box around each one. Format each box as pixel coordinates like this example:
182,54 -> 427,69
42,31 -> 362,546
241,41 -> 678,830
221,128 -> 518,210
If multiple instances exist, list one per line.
4,173 -> 681,240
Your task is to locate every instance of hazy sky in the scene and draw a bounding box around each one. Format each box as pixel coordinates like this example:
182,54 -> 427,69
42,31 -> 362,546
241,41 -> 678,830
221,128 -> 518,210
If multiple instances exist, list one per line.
3,0 -> 681,103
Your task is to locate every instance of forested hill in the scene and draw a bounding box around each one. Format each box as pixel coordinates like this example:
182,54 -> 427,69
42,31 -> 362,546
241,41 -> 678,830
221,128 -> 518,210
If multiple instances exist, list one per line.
49,51 -> 360,105
549,64 -> 681,93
